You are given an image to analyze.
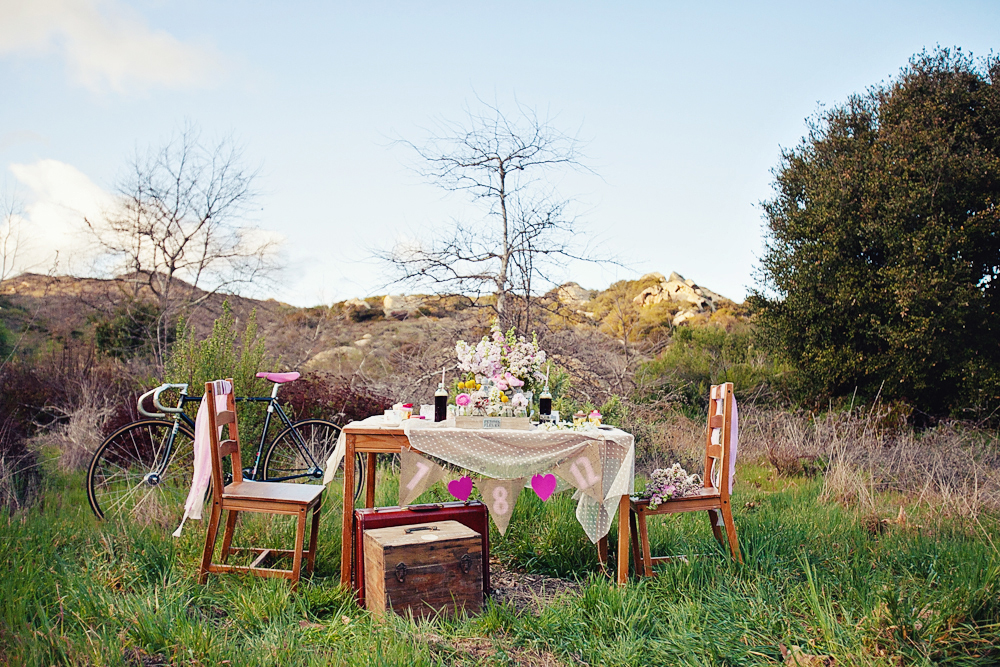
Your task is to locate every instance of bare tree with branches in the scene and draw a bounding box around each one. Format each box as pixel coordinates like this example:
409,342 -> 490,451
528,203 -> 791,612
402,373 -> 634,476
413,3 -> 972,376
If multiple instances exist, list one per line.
86,125 -> 281,364
384,100 -> 595,333
0,186 -> 25,283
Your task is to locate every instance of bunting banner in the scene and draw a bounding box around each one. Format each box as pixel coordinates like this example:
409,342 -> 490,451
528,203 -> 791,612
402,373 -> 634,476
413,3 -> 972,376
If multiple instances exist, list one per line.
552,442 -> 605,503
398,449 -> 446,506
475,477 -> 526,536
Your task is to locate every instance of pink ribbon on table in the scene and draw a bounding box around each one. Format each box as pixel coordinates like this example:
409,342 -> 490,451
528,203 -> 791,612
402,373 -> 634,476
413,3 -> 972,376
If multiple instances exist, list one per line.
173,380 -> 232,537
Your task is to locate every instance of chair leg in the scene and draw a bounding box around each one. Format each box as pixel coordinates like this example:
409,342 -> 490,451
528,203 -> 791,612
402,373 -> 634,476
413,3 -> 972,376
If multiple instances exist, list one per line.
636,510 -> 653,577
597,536 -> 608,567
629,509 -> 642,573
291,507 -> 307,591
720,502 -> 742,563
307,500 -> 322,576
220,510 -> 239,563
707,509 -> 725,547
199,502 -> 223,584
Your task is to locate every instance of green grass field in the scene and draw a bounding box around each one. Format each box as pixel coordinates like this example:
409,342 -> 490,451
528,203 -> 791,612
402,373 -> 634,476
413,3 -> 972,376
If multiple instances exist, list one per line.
2,465 -> 998,666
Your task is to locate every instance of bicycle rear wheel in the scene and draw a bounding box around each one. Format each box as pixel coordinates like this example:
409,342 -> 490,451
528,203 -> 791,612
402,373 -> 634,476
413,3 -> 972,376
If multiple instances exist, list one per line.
87,419 -> 195,523
262,419 -> 364,500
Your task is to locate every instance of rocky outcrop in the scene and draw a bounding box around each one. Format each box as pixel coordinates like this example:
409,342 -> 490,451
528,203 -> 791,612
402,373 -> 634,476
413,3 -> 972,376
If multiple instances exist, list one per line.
555,282 -> 595,306
633,272 -> 727,326
383,294 -> 425,319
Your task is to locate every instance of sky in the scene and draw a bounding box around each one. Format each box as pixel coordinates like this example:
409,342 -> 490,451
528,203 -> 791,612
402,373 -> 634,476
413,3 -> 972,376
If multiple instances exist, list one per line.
1,0 -> 998,307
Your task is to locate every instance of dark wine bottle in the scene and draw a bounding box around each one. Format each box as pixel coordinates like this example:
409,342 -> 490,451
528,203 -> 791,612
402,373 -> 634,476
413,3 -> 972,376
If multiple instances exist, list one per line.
539,386 -> 552,418
434,383 -> 448,422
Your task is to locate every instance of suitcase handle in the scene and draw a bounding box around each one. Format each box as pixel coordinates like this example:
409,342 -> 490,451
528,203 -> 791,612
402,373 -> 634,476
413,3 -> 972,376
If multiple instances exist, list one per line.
404,525 -> 439,534
408,503 -> 444,512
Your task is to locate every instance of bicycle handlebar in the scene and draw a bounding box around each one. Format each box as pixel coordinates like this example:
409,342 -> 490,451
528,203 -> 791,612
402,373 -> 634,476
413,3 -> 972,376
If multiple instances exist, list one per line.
138,383 -> 190,418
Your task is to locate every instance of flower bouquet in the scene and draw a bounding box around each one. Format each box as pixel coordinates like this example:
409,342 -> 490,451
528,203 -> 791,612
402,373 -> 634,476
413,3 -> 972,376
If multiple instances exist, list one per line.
453,321 -> 545,428
642,463 -> 703,510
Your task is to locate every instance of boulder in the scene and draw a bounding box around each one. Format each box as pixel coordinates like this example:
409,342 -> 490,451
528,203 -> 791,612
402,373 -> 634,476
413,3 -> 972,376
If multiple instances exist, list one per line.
303,347 -> 362,371
383,294 -> 424,312
555,282 -> 595,306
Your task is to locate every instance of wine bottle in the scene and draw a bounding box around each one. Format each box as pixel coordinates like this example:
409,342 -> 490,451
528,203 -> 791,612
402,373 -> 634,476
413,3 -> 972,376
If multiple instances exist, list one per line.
539,385 -> 552,420
434,383 -> 448,422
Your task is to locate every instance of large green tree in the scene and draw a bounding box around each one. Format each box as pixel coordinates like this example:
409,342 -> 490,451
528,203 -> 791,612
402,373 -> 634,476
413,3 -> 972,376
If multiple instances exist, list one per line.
751,48 -> 1000,417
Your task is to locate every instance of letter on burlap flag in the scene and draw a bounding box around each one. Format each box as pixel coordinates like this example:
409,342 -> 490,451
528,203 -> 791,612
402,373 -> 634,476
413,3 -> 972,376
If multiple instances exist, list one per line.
553,442 -> 604,502
476,477 -> 526,536
399,449 -> 445,506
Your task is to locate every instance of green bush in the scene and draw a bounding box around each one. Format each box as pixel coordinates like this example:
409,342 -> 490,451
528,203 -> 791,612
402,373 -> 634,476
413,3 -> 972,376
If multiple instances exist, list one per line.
94,301 -> 162,360
163,302 -> 277,444
637,324 -> 791,410
164,302 -> 273,399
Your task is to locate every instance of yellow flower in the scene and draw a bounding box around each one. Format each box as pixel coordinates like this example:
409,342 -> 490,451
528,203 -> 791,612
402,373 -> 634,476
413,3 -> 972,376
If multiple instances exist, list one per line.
475,383 -> 482,390
500,394 -> 509,403
457,381 -> 466,389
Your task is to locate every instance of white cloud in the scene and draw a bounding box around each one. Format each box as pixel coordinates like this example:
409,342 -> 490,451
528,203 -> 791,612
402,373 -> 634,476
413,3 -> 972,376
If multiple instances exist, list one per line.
3,159 -> 114,276
0,0 -> 221,93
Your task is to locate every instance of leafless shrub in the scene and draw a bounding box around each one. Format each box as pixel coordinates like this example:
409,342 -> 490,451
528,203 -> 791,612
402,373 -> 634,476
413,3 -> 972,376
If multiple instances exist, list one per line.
28,388 -> 112,473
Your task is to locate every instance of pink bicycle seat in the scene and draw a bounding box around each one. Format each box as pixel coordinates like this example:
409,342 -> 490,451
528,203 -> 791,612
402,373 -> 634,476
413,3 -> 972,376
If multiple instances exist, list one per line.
256,371 -> 301,384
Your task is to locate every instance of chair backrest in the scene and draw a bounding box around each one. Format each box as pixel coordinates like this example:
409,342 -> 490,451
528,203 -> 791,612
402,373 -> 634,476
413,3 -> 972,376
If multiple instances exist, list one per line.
205,379 -> 242,493
703,382 -> 736,498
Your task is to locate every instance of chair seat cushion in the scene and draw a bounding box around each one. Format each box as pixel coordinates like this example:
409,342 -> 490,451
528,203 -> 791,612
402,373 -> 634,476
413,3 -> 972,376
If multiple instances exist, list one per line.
223,480 -> 324,505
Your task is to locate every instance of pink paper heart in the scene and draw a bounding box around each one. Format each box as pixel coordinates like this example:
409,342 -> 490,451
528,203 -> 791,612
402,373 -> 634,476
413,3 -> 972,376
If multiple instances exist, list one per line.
531,473 -> 558,501
447,475 -> 474,501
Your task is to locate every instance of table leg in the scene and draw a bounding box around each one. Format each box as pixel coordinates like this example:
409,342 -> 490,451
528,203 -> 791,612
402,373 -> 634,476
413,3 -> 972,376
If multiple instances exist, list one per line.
340,433 -> 356,586
365,452 -> 376,507
597,536 -> 608,566
617,494 -> 630,585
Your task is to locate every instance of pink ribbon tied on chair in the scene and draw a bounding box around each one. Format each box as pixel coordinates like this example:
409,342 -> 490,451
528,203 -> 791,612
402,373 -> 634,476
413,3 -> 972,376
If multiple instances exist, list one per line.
173,380 -> 232,537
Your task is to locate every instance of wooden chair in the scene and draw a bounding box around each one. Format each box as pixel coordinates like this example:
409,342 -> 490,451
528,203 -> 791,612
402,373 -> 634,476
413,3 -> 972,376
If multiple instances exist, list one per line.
198,379 -> 324,591
629,382 -> 742,576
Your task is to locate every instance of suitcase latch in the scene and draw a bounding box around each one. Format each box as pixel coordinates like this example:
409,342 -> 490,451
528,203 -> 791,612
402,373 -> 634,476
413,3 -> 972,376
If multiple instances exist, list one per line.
395,562 -> 407,583
404,525 -> 439,534
460,554 -> 473,574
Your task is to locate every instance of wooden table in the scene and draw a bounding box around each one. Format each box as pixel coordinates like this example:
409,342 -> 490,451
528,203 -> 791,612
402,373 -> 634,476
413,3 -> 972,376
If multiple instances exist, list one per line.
338,422 -> 632,586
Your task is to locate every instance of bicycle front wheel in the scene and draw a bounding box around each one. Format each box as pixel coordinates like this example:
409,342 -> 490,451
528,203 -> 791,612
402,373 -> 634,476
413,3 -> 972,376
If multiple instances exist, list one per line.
262,419 -> 364,500
87,419 -> 195,523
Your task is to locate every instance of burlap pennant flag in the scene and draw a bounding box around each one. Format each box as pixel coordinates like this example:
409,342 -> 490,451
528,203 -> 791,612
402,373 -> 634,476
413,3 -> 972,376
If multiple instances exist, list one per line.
553,441 -> 605,503
475,477 -> 526,536
399,449 -> 445,506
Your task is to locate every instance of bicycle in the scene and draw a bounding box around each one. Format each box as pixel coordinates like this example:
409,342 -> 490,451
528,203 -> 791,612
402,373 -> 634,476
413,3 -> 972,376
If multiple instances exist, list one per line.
86,371 -> 365,522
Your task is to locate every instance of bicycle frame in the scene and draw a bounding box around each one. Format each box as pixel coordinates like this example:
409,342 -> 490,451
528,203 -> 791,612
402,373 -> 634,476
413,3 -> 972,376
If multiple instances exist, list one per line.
137,382 -> 325,482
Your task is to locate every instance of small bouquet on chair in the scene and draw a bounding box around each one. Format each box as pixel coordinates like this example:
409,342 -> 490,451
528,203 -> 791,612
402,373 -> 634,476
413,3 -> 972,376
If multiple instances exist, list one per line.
644,463 -> 702,510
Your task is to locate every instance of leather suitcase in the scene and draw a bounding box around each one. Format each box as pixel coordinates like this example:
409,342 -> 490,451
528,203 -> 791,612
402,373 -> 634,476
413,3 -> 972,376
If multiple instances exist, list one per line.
353,501 -> 490,606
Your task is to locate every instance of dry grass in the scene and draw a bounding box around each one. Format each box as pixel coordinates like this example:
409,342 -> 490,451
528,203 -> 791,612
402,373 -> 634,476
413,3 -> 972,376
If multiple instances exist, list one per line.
736,407 -> 1000,518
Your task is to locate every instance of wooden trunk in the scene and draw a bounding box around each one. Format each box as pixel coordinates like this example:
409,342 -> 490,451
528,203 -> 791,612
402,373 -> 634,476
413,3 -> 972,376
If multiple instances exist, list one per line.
363,520 -> 483,618
353,501 -> 490,607
454,416 -> 531,430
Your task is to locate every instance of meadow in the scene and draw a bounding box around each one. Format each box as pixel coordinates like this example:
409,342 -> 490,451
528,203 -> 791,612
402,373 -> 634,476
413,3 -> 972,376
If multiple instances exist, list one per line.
2,439 -> 998,666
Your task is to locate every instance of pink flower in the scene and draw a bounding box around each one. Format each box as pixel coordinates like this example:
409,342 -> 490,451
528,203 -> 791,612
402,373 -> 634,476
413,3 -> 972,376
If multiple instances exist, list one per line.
507,373 -> 524,388
589,410 -> 602,419
456,393 -> 471,407
493,374 -> 509,390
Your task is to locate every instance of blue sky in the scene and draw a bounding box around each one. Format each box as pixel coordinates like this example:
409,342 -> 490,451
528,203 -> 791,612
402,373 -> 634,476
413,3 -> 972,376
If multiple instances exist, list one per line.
1,0 -> 998,306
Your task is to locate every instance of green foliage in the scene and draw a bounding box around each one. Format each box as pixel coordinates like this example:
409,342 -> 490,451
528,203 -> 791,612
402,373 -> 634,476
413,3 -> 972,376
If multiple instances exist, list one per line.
638,324 -> 790,410
94,301 -> 162,360
164,301 -> 272,399
752,48 -> 1000,417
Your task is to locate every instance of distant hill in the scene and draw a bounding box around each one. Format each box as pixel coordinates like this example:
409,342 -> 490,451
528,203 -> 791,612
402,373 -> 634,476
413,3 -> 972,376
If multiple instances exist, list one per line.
0,271 -> 747,395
